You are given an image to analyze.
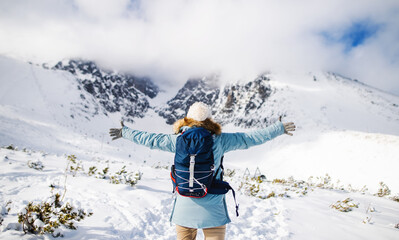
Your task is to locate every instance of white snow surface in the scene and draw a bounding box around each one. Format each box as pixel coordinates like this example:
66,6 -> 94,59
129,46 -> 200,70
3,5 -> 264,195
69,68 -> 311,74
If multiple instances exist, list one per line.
1,56 -> 399,239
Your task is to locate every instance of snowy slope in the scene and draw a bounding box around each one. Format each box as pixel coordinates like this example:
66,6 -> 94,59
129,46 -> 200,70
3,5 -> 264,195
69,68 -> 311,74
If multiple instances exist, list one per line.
1,148 -> 398,240
1,56 -> 399,239
221,71 -> 399,193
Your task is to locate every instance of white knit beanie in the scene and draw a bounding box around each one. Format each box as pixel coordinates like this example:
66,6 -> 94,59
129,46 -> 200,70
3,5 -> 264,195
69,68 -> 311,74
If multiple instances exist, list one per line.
186,102 -> 212,121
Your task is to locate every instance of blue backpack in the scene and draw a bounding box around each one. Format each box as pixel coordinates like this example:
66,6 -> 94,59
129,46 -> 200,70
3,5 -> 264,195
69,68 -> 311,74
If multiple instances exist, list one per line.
170,127 -> 239,216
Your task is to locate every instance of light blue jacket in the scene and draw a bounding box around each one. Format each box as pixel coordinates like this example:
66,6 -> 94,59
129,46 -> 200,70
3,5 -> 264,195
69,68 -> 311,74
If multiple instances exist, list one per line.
122,122 -> 285,229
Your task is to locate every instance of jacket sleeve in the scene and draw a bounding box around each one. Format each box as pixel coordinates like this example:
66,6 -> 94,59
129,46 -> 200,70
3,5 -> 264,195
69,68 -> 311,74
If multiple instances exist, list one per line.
122,126 -> 177,153
219,122 -> 285,153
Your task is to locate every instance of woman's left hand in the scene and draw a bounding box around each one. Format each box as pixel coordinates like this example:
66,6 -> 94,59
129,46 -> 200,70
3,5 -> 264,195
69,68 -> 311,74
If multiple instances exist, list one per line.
109,121 -> 125,140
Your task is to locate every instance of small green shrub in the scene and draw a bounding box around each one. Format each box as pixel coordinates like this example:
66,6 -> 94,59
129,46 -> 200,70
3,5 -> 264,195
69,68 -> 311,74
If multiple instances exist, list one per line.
17,193 -> 92,237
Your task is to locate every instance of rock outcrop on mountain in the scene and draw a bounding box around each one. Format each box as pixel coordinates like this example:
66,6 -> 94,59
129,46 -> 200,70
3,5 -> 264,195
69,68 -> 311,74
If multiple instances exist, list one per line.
157,75 -> 278,128
52,60 -> 159,121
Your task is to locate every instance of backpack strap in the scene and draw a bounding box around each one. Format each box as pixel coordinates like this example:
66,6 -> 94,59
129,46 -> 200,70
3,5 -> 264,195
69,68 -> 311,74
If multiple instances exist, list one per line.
212,156 -> 239,216
230,186 -> 239,217
215,156 -> 225,181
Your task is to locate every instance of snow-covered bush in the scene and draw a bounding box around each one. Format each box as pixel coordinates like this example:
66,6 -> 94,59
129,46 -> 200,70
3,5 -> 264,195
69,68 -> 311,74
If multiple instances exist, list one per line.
306,174 -> 336,189
92,166 -> 142,187
238,176 -> 276,199
28,160 -> 44,171
17,193 -> 92,237
272,175 -> 368,195
375,182 -> 391,197
110,166 -> 142,186
152,162 -> 169,170
272,177 -> 308,196
330,198 -> 359,212
0,201 -> 11,226
1,201 -> 12,226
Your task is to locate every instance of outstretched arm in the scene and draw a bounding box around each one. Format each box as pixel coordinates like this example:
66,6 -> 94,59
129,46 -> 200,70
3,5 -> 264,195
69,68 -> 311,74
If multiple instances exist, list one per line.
220,120 -> 295,153
109,122 -> 177,153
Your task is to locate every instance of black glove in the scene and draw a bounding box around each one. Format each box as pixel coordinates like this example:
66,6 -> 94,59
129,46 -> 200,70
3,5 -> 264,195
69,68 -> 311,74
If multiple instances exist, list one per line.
109,121 -> 125,140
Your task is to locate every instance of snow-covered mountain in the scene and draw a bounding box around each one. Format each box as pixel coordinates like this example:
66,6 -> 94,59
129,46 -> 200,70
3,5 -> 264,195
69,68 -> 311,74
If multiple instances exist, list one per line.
1,55 -> 399,240
1,55 -> 399,187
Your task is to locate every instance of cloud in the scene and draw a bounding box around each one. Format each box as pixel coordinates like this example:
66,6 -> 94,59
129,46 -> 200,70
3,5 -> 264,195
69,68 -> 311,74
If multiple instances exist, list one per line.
0,0 -> 398,95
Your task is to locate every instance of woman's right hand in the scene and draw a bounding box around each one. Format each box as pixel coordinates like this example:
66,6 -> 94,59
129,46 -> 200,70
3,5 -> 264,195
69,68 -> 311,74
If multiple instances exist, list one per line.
279,116 -> 296,136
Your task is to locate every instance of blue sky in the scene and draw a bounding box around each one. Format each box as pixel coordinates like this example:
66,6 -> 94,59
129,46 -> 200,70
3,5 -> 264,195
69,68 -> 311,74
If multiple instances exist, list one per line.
322,20 -> 382,53
343,21 -> 380,48
0,0 -> 398,95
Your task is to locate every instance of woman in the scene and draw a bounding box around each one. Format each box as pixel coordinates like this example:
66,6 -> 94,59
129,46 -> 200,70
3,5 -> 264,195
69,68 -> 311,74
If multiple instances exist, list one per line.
109,102 -> 295,240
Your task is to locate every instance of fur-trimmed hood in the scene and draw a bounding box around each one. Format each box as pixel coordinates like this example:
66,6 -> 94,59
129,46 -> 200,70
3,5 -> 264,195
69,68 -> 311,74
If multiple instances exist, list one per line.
173,117 -> 222,135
